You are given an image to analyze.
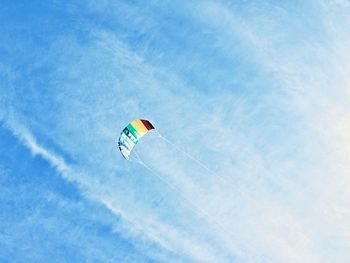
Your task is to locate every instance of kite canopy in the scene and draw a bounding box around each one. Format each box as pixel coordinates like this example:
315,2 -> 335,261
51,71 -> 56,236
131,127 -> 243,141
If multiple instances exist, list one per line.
118,119 -> 155,159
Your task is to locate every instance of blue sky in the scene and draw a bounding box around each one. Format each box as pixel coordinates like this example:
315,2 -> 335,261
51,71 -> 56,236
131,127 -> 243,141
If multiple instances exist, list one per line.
1,1 -> 350,262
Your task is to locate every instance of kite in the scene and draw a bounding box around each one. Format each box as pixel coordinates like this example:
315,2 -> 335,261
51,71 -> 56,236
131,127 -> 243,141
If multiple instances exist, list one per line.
118,119 -> 155,159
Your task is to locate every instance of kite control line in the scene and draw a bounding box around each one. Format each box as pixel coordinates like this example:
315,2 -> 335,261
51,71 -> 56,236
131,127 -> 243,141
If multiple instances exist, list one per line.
131,151 -> 232,241
155,130 -> 217,176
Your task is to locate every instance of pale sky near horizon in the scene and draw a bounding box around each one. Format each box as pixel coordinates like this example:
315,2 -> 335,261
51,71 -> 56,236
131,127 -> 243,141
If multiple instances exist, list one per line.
1,1 -> 350,262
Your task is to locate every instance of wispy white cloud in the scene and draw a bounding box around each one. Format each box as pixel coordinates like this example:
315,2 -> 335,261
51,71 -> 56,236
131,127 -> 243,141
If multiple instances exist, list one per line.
8,122 -> 70,174
1,0 -> 350,262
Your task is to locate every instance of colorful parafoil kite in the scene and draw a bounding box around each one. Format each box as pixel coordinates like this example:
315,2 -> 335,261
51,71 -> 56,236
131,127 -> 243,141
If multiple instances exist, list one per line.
118,119 -> 155,159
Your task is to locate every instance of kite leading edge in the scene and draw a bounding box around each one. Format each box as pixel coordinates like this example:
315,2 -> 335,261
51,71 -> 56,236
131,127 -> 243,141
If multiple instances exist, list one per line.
118,119 -> 155,160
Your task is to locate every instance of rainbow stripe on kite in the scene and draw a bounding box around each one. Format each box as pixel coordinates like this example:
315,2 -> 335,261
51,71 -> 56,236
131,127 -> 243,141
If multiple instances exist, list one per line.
118,119 -> 155,159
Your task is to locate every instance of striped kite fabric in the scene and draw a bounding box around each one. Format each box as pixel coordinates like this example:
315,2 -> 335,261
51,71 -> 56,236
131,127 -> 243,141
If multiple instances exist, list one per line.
118,119 -> 155,159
